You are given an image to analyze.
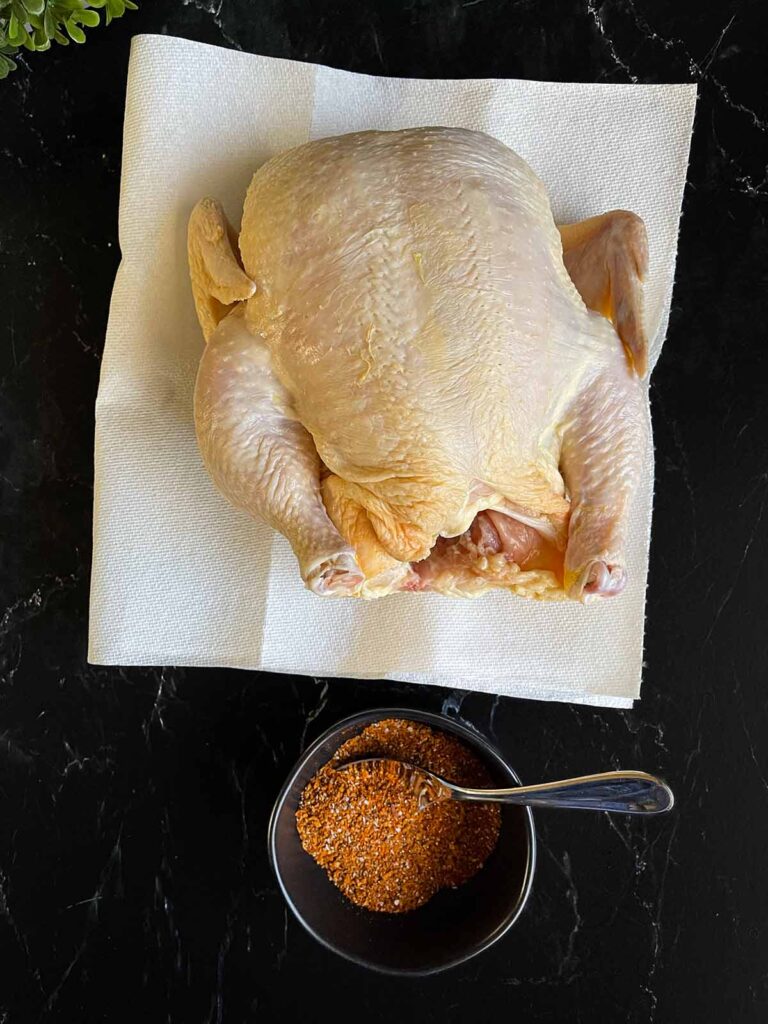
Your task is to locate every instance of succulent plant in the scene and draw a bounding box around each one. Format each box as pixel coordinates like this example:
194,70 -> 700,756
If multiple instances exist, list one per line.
0,0 -> 138,78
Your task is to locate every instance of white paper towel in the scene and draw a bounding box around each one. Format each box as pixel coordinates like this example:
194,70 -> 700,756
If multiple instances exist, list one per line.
88,34 -> 696,707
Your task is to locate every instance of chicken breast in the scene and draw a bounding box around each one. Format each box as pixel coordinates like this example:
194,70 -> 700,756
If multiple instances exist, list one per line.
189,127 -> 649,601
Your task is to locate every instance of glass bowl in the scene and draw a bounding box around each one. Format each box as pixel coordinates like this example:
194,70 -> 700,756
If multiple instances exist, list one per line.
267,706 -> 536,975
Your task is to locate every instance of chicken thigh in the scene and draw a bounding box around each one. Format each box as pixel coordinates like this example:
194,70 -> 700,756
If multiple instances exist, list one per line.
189,127 -> 649,601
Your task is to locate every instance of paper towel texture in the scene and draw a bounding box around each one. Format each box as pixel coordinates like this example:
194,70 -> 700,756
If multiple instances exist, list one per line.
88,35 -> 696,707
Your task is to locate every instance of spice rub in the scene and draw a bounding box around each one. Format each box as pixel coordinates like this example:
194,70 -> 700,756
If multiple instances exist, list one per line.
296,719 -> 501,913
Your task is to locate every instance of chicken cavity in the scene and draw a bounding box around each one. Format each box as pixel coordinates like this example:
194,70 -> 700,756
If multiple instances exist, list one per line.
404,509 -> 565,599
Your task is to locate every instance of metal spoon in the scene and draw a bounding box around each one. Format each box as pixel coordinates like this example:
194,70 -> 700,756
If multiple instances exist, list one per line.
336,758 -> 674,815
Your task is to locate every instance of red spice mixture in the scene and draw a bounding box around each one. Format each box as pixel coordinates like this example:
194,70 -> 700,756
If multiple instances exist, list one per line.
295,719 -> 501,913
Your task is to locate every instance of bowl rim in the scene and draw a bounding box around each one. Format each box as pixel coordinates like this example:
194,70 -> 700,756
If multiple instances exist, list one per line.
267,705 -> 537,976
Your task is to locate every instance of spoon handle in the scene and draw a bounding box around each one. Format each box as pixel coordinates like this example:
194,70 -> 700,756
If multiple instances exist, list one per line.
452,770 -> 674,815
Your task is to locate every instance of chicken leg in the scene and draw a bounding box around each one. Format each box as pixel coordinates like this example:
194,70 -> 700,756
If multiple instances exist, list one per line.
560,366 -> 648,598
195,307 -> 365,595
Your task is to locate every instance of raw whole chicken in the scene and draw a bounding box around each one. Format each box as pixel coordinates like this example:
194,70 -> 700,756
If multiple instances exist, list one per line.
189,127 -> 649,601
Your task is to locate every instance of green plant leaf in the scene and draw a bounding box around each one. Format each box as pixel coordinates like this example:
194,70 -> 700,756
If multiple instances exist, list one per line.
7,13 -> 27,46
0,52 -> 18,77
0,0 -> 139,74
65,18 -> 86,42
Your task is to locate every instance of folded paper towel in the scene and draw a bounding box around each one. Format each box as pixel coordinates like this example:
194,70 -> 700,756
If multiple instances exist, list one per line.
88,34 -> 696,707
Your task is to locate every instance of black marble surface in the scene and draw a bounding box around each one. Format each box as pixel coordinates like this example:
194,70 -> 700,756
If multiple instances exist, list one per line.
1,1 -> 767,1020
